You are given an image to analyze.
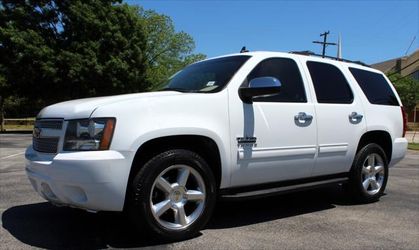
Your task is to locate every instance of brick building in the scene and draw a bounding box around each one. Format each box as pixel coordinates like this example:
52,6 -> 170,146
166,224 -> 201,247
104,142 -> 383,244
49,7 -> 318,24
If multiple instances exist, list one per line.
372,49 -> 419,122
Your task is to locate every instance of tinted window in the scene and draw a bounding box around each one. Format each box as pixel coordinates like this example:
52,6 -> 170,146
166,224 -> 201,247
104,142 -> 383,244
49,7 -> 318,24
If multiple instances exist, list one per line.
246,58 -> 306,102
307,61 -> 353,104
165,56 -> 250,93
349,68 -> 399,106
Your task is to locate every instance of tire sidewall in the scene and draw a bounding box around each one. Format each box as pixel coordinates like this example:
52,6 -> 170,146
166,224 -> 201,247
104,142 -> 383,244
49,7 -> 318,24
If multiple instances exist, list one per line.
130,149 -> 216,240
351,143 -> 389,202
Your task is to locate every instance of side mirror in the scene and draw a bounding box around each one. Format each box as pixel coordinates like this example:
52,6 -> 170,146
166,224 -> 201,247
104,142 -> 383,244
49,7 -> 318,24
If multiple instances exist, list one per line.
239,77 -> 282,104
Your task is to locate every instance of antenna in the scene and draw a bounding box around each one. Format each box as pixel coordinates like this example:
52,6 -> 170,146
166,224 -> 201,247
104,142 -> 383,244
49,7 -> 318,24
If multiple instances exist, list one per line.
240,46 -> 249,53
313,31 -> 336,58
337,34 -> 342,59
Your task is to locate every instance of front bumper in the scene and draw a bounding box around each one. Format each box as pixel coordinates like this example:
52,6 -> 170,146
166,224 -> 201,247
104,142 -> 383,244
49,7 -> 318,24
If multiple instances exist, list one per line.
25,146 -> 135,212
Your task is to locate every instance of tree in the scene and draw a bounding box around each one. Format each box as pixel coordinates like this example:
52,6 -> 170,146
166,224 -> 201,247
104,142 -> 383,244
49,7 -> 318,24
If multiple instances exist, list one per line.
0,0 -> 204,118
0,0 -> 148,112
0,69 -> 6,130
140,9 -> 206,89
388,73 -> 419,114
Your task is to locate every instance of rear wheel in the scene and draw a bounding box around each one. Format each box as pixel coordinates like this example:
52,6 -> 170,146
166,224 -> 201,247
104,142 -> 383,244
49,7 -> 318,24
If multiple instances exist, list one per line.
348,143 -> 388,202
128,149 -> 216,240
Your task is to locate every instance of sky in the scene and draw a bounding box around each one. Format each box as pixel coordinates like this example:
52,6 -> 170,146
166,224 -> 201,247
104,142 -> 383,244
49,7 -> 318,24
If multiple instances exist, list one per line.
128,0 -> 419,64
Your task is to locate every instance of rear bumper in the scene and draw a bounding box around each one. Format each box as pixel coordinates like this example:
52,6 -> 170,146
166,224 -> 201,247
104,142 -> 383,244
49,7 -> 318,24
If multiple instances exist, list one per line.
389,137 -> 408,167
25,146 -> 135,212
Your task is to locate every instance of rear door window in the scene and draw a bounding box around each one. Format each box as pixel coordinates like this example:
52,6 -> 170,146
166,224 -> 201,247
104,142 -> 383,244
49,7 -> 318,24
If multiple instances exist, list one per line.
307,61 -> 354,104
349,68 -> 399,106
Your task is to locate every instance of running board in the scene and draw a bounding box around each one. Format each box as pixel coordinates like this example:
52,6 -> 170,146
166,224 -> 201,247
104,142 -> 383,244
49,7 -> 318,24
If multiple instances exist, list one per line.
220,177 -> 348,200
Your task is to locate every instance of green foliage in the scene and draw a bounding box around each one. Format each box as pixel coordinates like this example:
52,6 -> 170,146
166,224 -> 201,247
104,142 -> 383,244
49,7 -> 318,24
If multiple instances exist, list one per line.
388,73 -> 419,114
140,9 -> 206,89
0,70 -> 6,89
408,143 -> 419,151
0,0 -> 204,117
2,95 -> 27,116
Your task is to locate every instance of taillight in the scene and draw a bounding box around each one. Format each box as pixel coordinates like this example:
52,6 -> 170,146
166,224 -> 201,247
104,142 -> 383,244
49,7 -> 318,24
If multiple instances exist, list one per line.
401,106 -> 407,137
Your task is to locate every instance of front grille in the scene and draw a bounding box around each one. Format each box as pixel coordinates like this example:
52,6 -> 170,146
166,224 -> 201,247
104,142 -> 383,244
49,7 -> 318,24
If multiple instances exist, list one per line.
35,119 -> 63,129
33,119 -> 63,153
33,137 -> 60,153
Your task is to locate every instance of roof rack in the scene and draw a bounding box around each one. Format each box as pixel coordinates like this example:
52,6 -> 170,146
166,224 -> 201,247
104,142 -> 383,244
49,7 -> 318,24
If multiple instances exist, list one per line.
289,50 -> 370,67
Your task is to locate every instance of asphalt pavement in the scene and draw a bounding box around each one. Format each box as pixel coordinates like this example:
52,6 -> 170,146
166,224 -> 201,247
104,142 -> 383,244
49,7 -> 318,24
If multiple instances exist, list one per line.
1,134 -> 418,249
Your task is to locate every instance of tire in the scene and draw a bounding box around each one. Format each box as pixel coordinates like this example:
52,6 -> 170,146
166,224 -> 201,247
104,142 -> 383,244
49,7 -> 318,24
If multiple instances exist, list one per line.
348,143 -> 388,203
128,149 -> 216,241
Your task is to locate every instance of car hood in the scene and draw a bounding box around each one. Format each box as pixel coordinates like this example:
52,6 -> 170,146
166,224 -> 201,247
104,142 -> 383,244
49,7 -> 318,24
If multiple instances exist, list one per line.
37,91 -> 182,120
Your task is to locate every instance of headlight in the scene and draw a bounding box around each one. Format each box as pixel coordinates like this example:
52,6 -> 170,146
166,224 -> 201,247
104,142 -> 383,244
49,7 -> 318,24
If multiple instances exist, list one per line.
63,118 -> 116,151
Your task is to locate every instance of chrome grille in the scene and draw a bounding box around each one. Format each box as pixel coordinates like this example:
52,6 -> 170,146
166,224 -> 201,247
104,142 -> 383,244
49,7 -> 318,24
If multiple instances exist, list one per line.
33,137 -> 60,153
33,119 -> 63,153
35,119 -> 63,129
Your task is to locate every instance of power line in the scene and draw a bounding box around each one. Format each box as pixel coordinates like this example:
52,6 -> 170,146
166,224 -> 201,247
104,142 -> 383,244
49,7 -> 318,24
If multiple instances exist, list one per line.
392,73 -> 416,83
387,58 -> 419,77
405,36 -> 416,56
313,31 -> 336,58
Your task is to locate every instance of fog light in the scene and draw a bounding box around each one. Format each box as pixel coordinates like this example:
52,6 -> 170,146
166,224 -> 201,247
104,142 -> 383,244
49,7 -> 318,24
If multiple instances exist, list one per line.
63,186 -> 87,203
41,183 -> 57,199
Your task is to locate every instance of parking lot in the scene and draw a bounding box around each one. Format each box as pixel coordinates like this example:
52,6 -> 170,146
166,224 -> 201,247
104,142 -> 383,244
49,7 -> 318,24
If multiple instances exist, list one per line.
1,133 -> 418,249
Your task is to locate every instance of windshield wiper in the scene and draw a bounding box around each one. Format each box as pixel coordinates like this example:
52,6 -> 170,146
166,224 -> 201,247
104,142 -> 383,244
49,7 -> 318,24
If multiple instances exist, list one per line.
159,87 -> 199,93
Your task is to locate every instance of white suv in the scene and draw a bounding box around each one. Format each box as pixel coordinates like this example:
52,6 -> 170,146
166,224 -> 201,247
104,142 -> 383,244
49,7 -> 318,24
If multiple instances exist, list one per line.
26,51 -> 408,240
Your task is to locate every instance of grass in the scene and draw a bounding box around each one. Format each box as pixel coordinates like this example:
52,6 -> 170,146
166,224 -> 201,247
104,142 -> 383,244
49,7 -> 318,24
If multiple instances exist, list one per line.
408,143 -> 419,151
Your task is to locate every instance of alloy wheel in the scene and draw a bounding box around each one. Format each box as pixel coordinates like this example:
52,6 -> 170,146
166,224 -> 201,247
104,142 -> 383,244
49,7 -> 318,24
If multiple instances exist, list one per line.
361,153 -> 385,195
150,165 -> 206,230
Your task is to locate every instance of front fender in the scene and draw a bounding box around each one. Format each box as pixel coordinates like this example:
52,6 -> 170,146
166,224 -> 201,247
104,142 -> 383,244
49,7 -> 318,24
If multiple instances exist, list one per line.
129,127 -> 231,188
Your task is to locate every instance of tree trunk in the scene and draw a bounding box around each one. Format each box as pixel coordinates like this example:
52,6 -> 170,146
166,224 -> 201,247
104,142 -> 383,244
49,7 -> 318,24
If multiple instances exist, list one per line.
0,96 -> 4,132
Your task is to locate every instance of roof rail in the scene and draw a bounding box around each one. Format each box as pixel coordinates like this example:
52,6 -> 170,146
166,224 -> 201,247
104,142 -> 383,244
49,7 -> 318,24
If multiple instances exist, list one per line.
289,50 -> 370,67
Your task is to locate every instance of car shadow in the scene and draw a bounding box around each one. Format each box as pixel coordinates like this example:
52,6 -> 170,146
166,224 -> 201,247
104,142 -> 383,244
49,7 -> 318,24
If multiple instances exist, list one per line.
1,202 -> 170,249
2,185 -> 358,248
208,186 -> 343,229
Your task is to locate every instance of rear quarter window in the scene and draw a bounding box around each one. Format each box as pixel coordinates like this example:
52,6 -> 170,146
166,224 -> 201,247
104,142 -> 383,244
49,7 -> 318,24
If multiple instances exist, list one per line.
349,68 -> 399,106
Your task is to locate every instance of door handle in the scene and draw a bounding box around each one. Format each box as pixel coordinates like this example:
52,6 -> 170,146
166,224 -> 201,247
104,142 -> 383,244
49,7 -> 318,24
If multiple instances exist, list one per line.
349,112 -> 363,123
294,112 -> 313,124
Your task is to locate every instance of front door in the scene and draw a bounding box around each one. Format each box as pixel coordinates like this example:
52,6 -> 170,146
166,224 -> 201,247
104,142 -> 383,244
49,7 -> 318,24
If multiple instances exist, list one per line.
229,57 -> 318,187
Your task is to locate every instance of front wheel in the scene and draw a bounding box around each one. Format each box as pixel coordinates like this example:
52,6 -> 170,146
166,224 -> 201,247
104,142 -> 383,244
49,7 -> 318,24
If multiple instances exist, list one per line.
348,143 -> 388,203
128,149 -> 216,240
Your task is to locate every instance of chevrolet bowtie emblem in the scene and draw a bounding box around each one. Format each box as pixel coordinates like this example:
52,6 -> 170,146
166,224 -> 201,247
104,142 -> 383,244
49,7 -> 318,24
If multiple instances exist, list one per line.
33,127 -> 42,138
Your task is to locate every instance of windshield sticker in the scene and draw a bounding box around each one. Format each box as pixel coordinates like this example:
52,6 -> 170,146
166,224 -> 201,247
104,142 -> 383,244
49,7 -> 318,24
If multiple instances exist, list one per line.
206,81 -> 216,86
200,86 -> 218,91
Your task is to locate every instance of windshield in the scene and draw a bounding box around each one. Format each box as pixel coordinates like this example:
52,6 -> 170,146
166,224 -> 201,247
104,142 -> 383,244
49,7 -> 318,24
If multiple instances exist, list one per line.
163,55 -> 251,93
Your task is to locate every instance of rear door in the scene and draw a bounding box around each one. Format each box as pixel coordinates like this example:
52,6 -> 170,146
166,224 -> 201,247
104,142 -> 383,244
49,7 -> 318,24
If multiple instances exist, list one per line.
303,60 -> 367,176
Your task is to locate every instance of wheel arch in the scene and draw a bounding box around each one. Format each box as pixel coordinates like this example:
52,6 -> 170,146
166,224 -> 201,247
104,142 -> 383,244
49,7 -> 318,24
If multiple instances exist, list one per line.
124,134 -> 223,210
356,130 -> 392,163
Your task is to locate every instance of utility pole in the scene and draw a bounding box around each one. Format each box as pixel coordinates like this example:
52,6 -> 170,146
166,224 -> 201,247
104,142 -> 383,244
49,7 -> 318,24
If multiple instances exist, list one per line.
313,31 -> 336,58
